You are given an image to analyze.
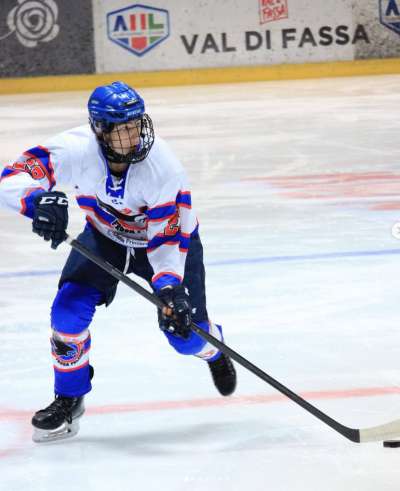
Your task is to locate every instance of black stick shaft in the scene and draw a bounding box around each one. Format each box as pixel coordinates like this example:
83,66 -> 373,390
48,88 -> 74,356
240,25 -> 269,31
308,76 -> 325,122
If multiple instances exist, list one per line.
65,234 -> 360,443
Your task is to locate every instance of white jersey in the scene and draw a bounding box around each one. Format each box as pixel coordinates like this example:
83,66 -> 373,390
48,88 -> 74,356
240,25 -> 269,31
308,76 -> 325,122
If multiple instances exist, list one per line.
0,125 -> 198,289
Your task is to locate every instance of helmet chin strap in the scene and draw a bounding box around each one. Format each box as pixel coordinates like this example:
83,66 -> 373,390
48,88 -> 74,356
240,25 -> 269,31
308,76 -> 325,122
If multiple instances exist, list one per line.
104,144 -> 141,165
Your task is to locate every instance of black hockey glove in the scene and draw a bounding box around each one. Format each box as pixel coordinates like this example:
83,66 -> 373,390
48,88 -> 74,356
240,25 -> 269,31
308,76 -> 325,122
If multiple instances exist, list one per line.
32,191 -> 68,250
156,285 -> 192,339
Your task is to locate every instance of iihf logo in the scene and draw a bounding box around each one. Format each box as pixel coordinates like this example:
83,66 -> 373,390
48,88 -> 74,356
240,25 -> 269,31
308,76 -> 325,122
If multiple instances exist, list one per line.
379,0 -> 400,36
107,4 -> 170,56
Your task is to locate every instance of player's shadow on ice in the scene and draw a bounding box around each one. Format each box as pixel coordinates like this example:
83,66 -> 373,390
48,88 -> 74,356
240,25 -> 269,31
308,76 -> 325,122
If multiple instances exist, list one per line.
74,420 -> 310,454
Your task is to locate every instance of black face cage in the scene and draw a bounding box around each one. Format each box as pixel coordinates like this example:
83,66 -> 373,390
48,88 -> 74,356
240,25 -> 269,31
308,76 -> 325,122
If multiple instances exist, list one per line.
92,113 -> 155,165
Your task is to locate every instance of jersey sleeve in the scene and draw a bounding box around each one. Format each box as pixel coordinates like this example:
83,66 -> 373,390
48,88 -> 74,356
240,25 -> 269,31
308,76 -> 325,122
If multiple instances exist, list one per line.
145,171 -> 198,291
0,134 -> 74,219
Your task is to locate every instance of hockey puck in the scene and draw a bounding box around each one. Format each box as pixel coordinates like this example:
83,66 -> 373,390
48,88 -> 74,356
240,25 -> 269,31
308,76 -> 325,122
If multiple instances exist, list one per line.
383,440 -> 400,448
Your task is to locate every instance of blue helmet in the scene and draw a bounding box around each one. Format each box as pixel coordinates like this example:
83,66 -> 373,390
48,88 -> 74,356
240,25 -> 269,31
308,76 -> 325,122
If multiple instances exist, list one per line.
88,81 -> 154,164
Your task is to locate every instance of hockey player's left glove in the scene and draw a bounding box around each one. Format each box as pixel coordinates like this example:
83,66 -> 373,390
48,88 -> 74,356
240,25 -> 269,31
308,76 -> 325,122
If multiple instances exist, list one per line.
32,191 -> 68,250
156,284 -> 192,339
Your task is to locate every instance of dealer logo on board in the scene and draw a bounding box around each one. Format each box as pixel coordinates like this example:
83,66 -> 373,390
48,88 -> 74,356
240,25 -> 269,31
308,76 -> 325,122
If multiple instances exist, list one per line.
259,0 -> 289,24
107,4 -> 170,56
379,0 -> 400,36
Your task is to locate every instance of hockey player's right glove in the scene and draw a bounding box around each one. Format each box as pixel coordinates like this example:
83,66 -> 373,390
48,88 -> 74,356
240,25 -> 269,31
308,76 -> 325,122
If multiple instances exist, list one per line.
32,191 -> 69,250
156,284 -> 192,339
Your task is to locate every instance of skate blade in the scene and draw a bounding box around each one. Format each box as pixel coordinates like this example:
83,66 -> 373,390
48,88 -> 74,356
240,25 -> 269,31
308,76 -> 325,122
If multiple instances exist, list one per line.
32,419 -> 80,443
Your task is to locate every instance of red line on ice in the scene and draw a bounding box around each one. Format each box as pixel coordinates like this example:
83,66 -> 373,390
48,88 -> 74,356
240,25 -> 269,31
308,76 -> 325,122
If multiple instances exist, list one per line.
1,386 -> 400,458
1,385 -> 399,424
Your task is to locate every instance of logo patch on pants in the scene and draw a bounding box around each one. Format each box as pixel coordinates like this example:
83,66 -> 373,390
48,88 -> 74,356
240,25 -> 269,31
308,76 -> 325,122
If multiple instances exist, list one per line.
51,330 -> 91,372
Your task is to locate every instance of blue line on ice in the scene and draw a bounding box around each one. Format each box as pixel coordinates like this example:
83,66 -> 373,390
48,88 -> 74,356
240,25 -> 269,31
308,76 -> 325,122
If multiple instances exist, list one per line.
1,248 -> 400,279
206,248 -> 400,266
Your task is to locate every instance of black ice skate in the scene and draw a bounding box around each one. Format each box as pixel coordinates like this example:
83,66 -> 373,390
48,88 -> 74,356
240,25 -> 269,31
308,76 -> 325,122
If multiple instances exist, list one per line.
31,395 -> 85,443
208,353 -> 237,396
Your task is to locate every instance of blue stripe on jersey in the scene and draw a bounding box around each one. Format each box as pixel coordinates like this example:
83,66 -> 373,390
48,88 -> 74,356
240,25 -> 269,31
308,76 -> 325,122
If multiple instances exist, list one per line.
76,196 -> 97,208
152,273 -> 181,291
148,225 -> 199,253
147,233 -> 180,251
179,234 -> 191,251
146,203 -> 176,221
21,188 -> 45,218
0,167 -> 17,180
26,146 -> 54,164
76,196 -> 116,225
176,191 -> 191,207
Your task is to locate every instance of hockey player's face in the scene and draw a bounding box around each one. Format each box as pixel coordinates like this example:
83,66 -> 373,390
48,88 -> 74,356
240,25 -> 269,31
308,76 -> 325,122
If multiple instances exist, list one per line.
105,120 -> 141,156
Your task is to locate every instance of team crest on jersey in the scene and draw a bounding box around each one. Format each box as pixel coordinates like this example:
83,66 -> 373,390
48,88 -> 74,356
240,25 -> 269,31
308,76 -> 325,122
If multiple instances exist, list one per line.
96,196 -> 148,235
112,213 -> 147,234
379,0 -> 400,36
107,4 -> 170,56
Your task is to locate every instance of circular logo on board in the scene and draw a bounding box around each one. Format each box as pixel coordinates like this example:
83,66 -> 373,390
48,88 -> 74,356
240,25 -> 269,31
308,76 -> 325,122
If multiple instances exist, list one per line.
4,0 -> 59,48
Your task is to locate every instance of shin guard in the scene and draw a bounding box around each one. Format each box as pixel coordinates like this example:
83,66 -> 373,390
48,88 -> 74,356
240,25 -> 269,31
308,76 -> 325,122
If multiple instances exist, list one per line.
51,282 -> 102,397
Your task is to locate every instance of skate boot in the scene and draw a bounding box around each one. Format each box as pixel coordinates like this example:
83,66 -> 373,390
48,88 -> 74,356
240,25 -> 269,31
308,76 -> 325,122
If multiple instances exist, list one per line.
208,353 -> 237,396
32,395 -> 85,443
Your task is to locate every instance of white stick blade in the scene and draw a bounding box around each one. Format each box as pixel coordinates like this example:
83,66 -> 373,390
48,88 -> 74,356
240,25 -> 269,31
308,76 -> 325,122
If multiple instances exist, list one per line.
359,419 -> 400,443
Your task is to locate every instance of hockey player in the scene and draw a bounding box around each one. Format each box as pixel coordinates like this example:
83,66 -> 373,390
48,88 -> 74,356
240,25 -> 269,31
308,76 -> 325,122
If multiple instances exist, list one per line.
0,81 -> 237,443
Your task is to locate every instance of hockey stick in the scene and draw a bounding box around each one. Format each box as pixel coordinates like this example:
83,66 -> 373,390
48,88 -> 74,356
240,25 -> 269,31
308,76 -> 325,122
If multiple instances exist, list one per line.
65,233 -> 400,444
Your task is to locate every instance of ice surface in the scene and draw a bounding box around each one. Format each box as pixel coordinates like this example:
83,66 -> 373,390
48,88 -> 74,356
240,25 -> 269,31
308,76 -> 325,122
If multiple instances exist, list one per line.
0,75 -> 400,490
